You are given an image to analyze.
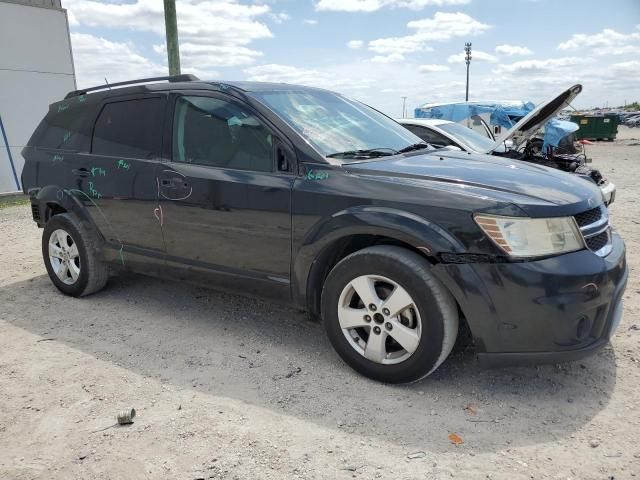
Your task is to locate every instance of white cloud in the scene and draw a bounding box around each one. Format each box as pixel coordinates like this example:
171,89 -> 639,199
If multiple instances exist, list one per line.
315,0 -> 470,12
269,12 -> 291,24
243,64 -> 374,91
610,60 -> 640,73
494,57 -> 593,75
418,64 -> 450,72
371,53 -> 406,63
495,44 -> 533,56
64,0 -> 273,73
303,19 -> 319,25
448,50 -> 497,63
347,40 -> 364,49
70,33 -> 169,88
558,28 -> 640,54
368,12 -> 490,56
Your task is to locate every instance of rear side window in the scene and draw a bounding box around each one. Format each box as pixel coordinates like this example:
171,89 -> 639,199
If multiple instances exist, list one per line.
92,98 -> 163,159
28,104 -> 92,151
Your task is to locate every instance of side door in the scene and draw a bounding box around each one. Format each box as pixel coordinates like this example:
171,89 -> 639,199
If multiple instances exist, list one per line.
79,95 -> 166,269
157,93 -> 294,299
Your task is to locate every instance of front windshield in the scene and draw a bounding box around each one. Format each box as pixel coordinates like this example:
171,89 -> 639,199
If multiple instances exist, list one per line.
250,89 -> 421,158
437,122 -> 497,152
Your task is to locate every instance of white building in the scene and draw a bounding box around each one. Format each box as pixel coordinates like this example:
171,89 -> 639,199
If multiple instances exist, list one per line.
0,0 -> 76,194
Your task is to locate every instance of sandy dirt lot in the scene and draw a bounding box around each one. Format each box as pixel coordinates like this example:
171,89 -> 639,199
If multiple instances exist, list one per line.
1,127 -> 639,480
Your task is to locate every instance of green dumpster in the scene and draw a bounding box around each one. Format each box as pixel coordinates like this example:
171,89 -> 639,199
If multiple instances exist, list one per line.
570,113 -> 619,141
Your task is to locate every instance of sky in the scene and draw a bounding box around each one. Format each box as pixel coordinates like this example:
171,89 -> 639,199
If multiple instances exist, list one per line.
63,0 -> 640,117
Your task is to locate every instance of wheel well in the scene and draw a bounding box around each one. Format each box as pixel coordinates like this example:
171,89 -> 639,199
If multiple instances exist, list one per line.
44,202 -> 67,222
306,235 -> 435,320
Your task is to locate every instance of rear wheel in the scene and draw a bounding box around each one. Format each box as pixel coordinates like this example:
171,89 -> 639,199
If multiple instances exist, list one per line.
42,213 -> 109,297
322,245 -> 458,383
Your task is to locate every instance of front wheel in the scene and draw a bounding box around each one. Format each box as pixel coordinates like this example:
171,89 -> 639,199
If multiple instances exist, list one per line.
321,246 -> 458,383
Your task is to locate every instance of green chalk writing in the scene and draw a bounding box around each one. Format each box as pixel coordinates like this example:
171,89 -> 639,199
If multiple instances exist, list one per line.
117,159 -> 131,170
57,104 -> 69,113
62,131 -> 72,143
88,181 -> 102,199
90,167 -> 107,177
305,170 -> 329,181
78,95 -> 87,103
52,154 -> 64,162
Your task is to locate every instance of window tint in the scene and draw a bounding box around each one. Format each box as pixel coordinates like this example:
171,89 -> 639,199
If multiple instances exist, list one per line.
404,124 -> 454,147
173,96 -> 273,172
92,98 -> 163,159
29,104 -> 92,151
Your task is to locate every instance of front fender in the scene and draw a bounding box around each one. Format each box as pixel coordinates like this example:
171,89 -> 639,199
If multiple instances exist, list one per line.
292,205 -> 465,310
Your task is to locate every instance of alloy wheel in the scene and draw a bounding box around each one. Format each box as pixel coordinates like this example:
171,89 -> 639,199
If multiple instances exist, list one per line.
48,228 -> 81,285
337,275 -> 422,365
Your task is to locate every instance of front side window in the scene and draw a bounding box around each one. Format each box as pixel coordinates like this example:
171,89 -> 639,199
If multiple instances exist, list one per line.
404,125 -> 454,147
92,98 -> 163,158
250,90 -> 420,159
438,122 -> 497,152
172,96 -> 273,172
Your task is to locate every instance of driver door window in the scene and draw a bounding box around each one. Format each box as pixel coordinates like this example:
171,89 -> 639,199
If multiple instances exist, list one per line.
173,96 -> 274,172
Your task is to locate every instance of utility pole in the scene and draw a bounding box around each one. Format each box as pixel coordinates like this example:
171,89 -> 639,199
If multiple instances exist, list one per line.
401,96 -> 407,118
164,0 -> 181,75
464,42 -> 472,102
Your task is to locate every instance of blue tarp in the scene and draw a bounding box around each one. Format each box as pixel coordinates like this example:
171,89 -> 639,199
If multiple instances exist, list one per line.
542,118 -> 579,152
415,101 -> 579,153
415,102 -> 535,129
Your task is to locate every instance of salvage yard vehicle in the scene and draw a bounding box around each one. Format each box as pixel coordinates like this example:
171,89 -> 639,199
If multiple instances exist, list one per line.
400,85 -> 616,205
22,76 -> 628,383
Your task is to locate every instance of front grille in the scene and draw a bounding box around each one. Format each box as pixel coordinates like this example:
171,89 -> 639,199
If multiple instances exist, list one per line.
574,205 -> 611,257
31,204 -> 41,222
585,230 -> 609,252
574,207 -> 602,228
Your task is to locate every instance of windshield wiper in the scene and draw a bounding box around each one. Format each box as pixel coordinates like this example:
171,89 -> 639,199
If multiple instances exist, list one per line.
326,147 -> 398,159
397,142 -> 431,154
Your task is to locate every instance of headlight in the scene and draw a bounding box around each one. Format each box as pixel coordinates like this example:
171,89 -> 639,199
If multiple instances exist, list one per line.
474,214 -> 584,258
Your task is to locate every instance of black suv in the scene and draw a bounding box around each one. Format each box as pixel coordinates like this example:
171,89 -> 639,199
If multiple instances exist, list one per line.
22,75 -> 628,383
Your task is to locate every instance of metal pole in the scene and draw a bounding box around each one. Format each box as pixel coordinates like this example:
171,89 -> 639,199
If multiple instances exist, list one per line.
0,115 -> 21,191
164,0 -> 181,76
464,42 -> 472,102
401,97 -> 407,118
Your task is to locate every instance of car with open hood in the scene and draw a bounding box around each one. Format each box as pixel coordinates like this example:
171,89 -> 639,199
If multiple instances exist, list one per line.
399,85 -> 616,205
21,76 -> 627,383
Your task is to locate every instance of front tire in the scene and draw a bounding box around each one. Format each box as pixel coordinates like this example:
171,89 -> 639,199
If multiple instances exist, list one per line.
42,213 -> 109,297
321,245 -> 458,383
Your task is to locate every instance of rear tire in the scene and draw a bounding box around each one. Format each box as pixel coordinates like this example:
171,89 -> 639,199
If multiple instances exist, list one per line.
321,245 -> 458,383
42,213 -> 109,297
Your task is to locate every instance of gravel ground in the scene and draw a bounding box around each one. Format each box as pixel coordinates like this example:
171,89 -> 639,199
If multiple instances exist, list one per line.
1,127 -> 639,480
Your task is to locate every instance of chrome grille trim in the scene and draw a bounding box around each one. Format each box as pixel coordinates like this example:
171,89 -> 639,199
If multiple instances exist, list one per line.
574,204 -> 612,257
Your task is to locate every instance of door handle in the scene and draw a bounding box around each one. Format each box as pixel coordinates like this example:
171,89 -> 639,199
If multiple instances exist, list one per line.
72,168 -> 90,177
160,177 -> 190,189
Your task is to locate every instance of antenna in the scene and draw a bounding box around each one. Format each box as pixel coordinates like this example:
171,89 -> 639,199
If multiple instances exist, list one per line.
104,78 -> 111,90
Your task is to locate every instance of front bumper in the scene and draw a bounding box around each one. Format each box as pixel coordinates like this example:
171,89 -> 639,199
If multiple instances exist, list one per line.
600,181 -> 616,206
433,233 -> 627,367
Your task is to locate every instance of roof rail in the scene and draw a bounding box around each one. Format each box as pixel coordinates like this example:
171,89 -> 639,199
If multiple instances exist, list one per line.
64,74 -> 201,99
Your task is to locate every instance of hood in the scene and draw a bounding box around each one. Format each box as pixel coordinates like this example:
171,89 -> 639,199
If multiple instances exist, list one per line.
346,150 -> 602,215
480,84 -> 582,154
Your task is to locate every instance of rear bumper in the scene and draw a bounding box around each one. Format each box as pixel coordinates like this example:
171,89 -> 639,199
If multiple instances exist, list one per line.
434,233 -> 628,366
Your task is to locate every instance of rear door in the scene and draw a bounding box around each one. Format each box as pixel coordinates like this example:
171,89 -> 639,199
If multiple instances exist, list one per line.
157,92 -> 294,299
82,95 -> 166,269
